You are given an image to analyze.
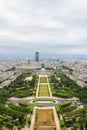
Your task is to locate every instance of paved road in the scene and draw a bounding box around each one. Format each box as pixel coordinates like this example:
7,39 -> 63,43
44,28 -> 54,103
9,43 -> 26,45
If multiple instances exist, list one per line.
7,99 -> 31,105
7,96 -> 81,106
35,103 -> 54,107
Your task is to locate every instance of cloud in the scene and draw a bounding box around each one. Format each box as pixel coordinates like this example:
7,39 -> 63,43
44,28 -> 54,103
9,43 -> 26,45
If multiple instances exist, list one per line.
0,0 -> 87,58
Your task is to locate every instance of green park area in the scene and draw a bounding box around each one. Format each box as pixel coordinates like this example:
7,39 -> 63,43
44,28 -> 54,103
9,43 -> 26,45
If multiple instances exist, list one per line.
50,73 -> 87,103
0,73 -> 38,103
49,72 -> 87,129
55,101 -> 87,130
0,102 -> 34,129
0,68 -> 87,130
0,72 -> 37,129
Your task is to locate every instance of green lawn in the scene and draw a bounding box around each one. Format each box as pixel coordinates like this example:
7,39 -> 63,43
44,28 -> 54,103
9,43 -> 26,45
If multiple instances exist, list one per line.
35,109 -> 55,130
38,84 -> 49,96
40,77 -> 47,83
39,91 -> 49,96
39,85 -> 48,91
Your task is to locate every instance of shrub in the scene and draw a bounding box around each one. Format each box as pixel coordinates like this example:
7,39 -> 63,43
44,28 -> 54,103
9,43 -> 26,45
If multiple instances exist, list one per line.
61,102 -> 72,108
19,102 -> 28,108
8,103 -> 28,113
55,104 -> 61,113
62,105 -> 77,113
60,120 -> 65,127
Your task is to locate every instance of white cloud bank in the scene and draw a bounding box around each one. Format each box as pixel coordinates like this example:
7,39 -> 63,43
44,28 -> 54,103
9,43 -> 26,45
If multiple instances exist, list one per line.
0,0 -> 87,58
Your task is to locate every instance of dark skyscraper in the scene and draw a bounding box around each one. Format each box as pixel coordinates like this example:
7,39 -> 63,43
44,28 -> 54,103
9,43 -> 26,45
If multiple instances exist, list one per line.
35,52 -> 39,61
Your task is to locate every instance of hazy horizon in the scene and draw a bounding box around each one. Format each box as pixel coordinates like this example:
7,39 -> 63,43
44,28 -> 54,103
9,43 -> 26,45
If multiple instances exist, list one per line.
0,0 -> 87,58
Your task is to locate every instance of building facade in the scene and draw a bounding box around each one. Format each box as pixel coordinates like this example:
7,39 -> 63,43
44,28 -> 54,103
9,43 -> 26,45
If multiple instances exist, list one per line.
35,52 -> 39,61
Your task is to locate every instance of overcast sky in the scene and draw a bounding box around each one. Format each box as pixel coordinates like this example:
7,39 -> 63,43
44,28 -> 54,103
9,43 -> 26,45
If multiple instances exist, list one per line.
0,0 -> 87,59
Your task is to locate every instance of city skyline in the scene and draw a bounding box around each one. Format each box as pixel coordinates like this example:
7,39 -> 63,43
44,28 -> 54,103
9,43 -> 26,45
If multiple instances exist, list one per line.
0,0 -> 87,58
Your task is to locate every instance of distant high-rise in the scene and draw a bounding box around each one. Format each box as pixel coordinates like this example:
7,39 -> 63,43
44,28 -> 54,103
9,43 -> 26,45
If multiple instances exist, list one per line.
28,59 -> 30,64
35,52 -> 39,61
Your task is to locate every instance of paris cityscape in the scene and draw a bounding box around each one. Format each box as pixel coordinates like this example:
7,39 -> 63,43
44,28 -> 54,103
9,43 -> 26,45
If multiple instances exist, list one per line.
0,54 -> 87,88
0,0 -> 87,130
0,52 -> 87,130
